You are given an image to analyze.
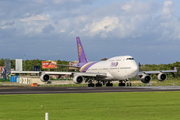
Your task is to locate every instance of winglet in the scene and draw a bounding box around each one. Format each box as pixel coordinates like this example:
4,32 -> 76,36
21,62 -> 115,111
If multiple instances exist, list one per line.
174,67 -> 177,72
76,37 -> 88,63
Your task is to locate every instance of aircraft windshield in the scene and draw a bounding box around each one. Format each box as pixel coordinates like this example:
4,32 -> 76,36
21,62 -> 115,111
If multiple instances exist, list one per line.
126,58 -> 134,60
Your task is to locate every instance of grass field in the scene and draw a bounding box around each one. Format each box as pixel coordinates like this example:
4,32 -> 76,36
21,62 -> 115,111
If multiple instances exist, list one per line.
1,92 -> 180,120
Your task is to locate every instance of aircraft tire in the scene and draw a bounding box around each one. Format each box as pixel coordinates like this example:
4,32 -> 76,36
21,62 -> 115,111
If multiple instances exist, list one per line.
88,84 -> 94,87
127,83 -> 132,86
119,83 -> 125,86
96,83 -> 102,87
106,83 -> 111,87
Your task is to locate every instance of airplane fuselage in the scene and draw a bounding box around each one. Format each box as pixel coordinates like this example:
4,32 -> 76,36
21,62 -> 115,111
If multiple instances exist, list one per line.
80,55 -> 139,80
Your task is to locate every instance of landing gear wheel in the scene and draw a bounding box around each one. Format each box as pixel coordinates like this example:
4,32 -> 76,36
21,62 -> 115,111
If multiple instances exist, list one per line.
106,83 -> 113,87
127,83 -> 132,86
96,83 -> 102,87
88,83 -> 94,87
119,83 -> 125,86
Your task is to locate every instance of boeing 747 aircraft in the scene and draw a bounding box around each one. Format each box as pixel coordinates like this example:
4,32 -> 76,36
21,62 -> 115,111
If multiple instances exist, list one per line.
38,37 -> 177,87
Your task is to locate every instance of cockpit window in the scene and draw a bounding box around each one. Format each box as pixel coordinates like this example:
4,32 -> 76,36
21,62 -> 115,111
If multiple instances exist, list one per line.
126,58 -> 134,60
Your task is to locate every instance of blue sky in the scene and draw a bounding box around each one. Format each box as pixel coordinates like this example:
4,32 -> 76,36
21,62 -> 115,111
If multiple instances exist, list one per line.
0,0 -> 180,65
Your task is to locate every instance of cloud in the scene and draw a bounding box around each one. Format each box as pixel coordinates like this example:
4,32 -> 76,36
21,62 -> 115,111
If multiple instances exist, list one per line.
0,0 -> 180,64
82,17 -> 118,37
20,14 -> 50,22
42,24 -> 55,33
1,1 -> 179,41
162,1 -> 174,15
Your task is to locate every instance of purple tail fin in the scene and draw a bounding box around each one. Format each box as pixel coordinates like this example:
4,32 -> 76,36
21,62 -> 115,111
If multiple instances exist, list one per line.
76,37 -> 88,63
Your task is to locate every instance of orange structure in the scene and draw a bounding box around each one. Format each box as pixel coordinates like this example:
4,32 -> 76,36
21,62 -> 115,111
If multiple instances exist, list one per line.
31,83 -> 38,87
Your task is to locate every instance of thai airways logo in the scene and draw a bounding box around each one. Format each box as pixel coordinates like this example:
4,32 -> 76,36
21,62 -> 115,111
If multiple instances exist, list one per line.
110,62 -> 118,67
78,44 -> 82,56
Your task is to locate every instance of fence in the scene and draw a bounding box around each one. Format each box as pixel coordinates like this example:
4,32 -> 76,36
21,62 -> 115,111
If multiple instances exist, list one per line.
10,76 -> 20,82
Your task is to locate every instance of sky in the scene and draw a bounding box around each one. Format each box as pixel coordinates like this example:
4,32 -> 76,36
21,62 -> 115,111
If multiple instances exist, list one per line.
0,0 -> 180,65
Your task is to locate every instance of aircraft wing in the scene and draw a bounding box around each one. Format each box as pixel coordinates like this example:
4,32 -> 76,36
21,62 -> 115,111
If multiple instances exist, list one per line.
11,71 -> 107,77
11,71 -> 40,74
137,67 -> 177,75
40,71 -> 107,82
42,71 -> 107,77
55,64 -> 80,68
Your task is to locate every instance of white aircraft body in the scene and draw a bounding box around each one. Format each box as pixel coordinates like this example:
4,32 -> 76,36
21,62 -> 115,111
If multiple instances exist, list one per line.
81,56 -> 138,80
12,37 -> 177,87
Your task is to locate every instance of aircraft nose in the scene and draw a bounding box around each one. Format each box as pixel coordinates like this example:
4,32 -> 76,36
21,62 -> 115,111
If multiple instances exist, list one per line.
131,62 -> 139,75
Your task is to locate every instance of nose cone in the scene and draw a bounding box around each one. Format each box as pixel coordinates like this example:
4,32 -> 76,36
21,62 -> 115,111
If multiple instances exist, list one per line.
130,62 -> 139,77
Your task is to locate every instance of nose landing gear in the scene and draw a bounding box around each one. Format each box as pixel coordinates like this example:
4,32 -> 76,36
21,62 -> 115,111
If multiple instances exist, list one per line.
126,79 -> 132,86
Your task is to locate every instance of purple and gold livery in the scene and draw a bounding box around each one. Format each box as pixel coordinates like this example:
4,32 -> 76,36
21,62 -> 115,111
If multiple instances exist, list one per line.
76,37 -> 88,64
80,62 -> 98,72
77,37 -> 98,72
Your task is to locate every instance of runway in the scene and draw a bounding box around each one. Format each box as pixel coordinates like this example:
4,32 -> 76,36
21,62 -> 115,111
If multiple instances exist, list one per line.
1,86 -> 180,94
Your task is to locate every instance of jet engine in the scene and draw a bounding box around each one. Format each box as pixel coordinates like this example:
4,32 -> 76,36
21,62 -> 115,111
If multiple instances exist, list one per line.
73,75 -> 84,84
141,74 -> 151,83
157,73 -> 167,81
40,74 -> 50,82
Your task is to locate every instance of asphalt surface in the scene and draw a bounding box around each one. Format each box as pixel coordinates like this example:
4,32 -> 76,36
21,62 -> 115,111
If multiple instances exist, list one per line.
1,86 -> 180,94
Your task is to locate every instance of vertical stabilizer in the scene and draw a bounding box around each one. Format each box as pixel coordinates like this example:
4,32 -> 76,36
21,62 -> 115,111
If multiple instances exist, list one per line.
76,37 -> 88,63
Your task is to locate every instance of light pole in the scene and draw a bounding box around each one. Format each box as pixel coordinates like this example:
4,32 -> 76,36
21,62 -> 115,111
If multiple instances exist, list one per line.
24,54 -> 25,71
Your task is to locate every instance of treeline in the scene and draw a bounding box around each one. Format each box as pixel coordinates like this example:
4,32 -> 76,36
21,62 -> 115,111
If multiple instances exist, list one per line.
0,59 -> 69,71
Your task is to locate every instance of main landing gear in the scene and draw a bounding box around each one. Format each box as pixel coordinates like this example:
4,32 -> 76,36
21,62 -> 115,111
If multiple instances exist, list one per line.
106,81 -> 113,87
88,83 -> 94,87
119,80 -> 132,86
119,80 -> 125,86
88,80 -> 94,87
86,78 -> 94,87
86,78 -> 132,87
88,82 -> 102,87
96,81 -> 102,87
86,79 -> 103,87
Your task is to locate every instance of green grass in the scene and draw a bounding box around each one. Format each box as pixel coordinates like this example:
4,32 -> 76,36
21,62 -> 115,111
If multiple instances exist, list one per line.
1,92 -> 180,120
0,79 -> 10,82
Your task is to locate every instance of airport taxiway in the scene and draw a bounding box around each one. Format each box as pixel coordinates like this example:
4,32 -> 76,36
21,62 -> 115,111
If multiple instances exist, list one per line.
1,86 -> 180,94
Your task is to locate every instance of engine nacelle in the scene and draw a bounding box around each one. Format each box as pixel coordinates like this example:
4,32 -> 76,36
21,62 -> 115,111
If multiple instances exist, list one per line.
141,74 -> 151,83
40,74 -> 50,82
73,76 -> 84,84
157,73 -> 167,81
